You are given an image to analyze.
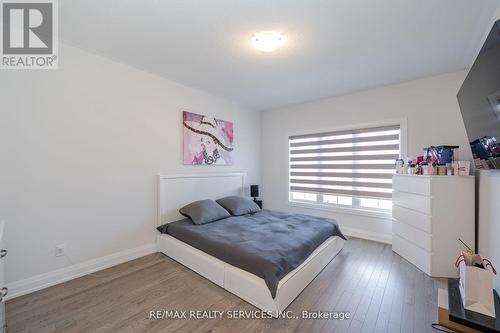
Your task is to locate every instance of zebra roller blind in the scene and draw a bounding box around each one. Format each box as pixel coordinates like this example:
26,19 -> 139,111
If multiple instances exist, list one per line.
289,125 -> 400,203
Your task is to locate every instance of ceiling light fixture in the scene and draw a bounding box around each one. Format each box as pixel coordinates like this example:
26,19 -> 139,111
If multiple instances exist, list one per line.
252,31 -> 285,53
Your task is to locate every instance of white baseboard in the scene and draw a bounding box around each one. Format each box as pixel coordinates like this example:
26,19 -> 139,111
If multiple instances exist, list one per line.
342,226 -> 392,245
5,229 -> 390,300
6,243 -> 157,301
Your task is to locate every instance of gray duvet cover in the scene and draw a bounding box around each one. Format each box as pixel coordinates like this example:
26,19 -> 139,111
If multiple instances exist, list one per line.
157,209 -> 346,298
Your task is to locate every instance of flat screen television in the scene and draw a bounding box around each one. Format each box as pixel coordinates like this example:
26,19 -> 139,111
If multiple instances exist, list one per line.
457,19 -> 500,169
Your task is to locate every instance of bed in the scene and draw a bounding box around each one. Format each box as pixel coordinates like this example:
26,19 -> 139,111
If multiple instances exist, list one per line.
156,173 -> 346,316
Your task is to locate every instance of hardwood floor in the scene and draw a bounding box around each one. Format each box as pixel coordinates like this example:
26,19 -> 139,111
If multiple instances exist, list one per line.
6,238 -> 445,333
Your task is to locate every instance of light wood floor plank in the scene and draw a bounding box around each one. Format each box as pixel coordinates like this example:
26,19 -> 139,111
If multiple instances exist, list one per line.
6,238 -> 443,333
334,241 -> 387,333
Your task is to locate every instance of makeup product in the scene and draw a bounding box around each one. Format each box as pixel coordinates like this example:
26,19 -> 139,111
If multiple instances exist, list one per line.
446,163 -> 453,176
395,159 -> 404,174
453,161 -> 459,175
457,161 -> 471,176
408,165 -> 416,175
421,164 -> 429,175
437,165 -> 447,176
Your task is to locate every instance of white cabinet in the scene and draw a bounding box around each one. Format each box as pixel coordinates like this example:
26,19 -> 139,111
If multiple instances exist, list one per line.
392,174 -> 475,277
477,170 -> 500,293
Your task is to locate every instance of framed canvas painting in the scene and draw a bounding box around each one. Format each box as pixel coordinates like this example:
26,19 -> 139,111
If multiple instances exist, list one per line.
183,111 -> 234,165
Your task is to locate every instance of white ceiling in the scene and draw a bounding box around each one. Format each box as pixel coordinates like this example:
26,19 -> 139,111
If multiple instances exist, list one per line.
60,0 -> 499,111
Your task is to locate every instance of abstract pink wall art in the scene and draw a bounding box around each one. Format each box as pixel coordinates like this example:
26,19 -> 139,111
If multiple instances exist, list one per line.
183,111 -> 234,165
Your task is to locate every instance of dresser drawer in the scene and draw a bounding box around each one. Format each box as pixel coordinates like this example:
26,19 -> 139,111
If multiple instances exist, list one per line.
392,205 -> 432,233
393,220 -> 432,252
392,234 -> 431,275
392,190 -> 431,214
393,175 -> 431,196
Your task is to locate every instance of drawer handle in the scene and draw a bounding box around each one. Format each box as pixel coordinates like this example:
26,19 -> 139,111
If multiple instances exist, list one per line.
0,249 -> 6,258
0,287 -> 7,301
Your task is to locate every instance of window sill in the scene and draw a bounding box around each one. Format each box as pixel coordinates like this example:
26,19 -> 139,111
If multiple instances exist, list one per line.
287,201 -> 392,219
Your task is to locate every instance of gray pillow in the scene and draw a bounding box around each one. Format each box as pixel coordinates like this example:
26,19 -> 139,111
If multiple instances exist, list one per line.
216,196 -> 261,216
179,199 -> 230,225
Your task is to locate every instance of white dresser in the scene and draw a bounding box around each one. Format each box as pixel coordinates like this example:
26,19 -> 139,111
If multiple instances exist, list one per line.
392,174 -> 475,277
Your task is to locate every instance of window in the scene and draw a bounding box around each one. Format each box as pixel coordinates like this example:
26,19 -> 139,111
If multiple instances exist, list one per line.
289,124 -> 400,212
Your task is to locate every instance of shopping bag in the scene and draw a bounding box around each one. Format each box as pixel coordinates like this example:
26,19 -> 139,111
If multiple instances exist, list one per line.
456,253 -> 496,318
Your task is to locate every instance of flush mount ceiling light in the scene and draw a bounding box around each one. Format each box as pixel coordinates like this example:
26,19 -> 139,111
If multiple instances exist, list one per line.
252,31 -> 285,53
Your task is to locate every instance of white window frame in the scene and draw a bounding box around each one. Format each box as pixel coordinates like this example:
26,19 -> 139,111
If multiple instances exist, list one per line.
286,118 -> 407,219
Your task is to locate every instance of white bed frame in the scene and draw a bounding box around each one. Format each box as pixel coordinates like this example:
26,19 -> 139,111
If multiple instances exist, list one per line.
156,173 -> 345,316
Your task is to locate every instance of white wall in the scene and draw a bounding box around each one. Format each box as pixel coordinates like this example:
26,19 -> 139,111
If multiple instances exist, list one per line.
0,44 -> 260,297
261,71 -> 470,242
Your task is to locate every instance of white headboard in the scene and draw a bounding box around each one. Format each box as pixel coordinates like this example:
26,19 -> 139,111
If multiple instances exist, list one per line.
157,173 -> 246,225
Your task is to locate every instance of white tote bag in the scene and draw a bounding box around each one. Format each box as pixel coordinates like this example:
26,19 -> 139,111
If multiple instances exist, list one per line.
458,261 -> 496,318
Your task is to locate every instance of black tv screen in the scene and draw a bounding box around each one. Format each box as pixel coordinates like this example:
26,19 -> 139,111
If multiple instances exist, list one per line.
457,19 -> 500,169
